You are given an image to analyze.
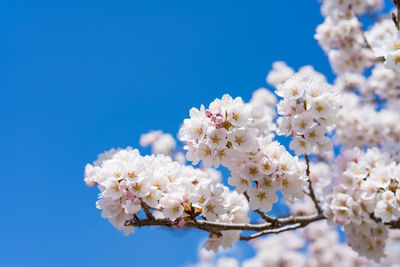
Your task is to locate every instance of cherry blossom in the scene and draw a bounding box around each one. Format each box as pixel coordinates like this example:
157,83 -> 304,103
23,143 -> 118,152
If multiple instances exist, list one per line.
84,0 -> 400,264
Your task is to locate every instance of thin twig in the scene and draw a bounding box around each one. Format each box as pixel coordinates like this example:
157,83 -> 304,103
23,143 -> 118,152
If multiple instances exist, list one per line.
305,155 -> 323,214
278,213 -> 324,224
356,16 -> 385,62
239,223 -> 302,241
392,0 -> 400,30
240,213 -> 325,241
243,192 -> 280,225
357,16 -> 372,50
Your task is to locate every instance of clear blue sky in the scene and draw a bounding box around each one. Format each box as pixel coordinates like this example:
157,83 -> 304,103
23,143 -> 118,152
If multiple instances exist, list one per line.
1,1 -> 341,266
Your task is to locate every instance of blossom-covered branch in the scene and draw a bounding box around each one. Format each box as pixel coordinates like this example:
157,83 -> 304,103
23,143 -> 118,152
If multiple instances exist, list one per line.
84,0 -> 400,264
124,212 -> 324,233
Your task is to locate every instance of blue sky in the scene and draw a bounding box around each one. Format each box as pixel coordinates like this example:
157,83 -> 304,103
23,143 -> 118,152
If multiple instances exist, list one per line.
0,0 -> 345,266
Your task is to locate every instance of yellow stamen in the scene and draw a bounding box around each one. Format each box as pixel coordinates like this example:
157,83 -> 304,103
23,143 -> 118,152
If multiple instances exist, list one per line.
235,136 -> 243,145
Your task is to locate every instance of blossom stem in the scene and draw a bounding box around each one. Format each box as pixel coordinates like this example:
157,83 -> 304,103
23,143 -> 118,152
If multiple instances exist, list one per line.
305,154 -> 323,214
243,191 -> 280,225
392,0 -> 400,30
356,15 -> 384,62
239,223 -> 302,241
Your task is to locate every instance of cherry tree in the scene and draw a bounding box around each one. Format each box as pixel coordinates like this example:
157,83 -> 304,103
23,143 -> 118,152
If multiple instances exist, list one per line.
84,0 -> 400,265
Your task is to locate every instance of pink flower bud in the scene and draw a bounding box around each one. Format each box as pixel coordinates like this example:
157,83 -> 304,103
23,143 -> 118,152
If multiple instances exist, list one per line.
211,116 -> 217,122
126,191 -> 135,202
133,197 -> 141,205
119,180 -> 128,190
205,110 -> 212,117
177,219 -> 186,228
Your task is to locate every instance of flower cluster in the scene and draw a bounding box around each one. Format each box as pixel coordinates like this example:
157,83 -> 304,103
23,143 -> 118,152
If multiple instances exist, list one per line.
320,0 -> 383,18
324,147 -> 400,261
179,94 -> 269,168
242,221 -> 368,267
335,92 -> 400,148
276,74 -> 339,156
266,61 -> 295,87
179,93 -> 308,211
249,88 -> 277,140
331,19 -> 400,100
192,223 -> 400,267
203,188 -> 250,252
242,231 -> 307,267
333,63 -> 400,104
84,147 -> 249,249
315,16 -> 360,52
366,18 -> 397,43
371,26 -> 400,72
382,141 -> 400,164
315,3 -> 377,73
364,63 -> 400,101
333,72 -> 366,93
139,130 -> 176,156
365,17 -> 400,90
266,62 -> 326,88
288,162 -> 332,216
189,247 -> 240,267
83,0 -> 400,264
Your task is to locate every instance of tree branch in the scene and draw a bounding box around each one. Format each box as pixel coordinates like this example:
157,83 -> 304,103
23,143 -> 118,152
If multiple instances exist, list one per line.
356,16 -> 384,62
124,213 -> 325,235
239,223 -> 303,241
141,200 -> 156,220
239,214 -> 325,241
357,16 -> 372,50
392,0 -> 400,30
385,219 -> 400,228
123,161 -> 328,242
305,155 -> 323,214
243,191 -> 280,226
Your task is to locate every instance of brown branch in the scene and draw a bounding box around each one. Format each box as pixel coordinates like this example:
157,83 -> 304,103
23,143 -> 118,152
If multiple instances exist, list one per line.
278,213 -> 325,224
141,201 -> 156,221
356,16 -> 385,62
243,192 -> 280,226
125,213 -> 325,233
125,217 -> 172,227
357,16 -> 372,50
371,217 -> 400,230
367,213 -> 400,229
386,219 -> 400,228
124,166 -> 327,242
240,223 -> 302,241
123,161 -> 327,242
392,0 -> 400,30
240,213 -> 325,241
305,155 -> 323,214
